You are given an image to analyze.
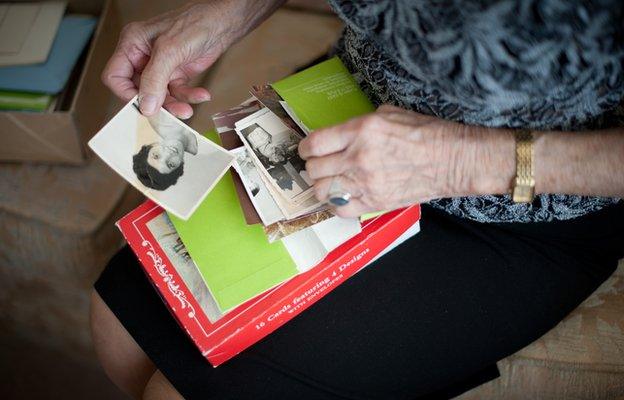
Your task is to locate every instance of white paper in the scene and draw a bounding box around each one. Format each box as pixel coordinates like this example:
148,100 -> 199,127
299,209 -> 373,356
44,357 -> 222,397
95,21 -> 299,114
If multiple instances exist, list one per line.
282,216 -> 362,272
0,2 -> 66,66
231,146 -> 285,226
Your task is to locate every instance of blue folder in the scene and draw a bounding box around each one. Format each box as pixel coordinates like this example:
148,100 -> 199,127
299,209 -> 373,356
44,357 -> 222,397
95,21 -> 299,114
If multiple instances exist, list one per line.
0,15 -> 98,94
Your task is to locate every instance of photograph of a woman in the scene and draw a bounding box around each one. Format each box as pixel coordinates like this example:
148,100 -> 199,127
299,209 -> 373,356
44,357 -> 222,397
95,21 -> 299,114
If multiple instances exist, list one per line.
88,96 -> 234,220
131,102 -> 198,191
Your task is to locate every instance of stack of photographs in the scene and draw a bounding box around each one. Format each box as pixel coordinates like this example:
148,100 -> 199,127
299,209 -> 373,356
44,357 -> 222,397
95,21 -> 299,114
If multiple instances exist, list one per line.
90,85 -> 336,243
213,87 -> 331,243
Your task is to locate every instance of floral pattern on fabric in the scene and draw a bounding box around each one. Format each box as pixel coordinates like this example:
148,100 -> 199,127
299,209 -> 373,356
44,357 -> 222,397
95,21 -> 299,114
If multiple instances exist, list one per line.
327,0 -> 623,223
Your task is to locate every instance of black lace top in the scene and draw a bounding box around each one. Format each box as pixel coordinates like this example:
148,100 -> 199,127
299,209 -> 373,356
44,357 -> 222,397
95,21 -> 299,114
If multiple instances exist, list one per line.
328,0 -> 623,222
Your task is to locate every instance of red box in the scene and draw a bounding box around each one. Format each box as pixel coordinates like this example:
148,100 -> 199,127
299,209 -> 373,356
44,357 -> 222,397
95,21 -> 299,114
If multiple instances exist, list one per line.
117,201 -> 421,366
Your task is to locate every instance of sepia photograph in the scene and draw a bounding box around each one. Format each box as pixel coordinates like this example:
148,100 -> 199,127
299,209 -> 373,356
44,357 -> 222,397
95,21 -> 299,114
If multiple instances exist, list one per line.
212,98 -> 263,135
89,97 -> 234,220
250,84 -> 307,137
263,208 -> 334,243
235,108 -> 314,203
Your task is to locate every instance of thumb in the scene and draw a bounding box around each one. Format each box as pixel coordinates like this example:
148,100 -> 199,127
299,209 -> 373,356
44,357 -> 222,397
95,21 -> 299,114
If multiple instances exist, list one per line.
138,40 -> 179,115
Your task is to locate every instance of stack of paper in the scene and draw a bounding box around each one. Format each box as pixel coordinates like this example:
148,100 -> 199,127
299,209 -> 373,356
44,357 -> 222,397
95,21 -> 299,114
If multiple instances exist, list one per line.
218,58 -> 374,241
0,2 -> 66,67
0,2 -> 98,112
91,57 -> 384,314
0,90 -> 53,112
93,56 -> 422,366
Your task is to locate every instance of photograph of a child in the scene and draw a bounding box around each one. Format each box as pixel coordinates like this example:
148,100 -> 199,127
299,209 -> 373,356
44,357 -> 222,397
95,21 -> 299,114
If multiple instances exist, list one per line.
89,97 -> 234,220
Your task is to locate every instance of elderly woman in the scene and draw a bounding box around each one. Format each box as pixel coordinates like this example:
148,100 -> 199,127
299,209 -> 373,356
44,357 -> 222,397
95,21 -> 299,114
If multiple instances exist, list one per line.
91,1 -> 624,399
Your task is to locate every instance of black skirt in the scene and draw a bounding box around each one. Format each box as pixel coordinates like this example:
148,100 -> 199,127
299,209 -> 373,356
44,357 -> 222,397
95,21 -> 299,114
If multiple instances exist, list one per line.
95,204 -> 624,400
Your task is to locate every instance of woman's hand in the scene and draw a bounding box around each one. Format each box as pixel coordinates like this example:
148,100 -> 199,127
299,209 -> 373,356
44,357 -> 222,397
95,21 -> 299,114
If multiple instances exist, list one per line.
102,0 -> 285,119
299,105 -> 516,218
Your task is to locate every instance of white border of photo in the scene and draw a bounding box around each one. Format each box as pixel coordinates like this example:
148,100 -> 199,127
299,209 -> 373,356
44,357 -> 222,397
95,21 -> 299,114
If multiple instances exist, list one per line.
231,146 -> 285,226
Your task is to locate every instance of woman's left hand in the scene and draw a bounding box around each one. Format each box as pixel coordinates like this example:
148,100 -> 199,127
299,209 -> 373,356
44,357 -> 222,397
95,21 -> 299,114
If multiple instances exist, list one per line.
298,105 -> 514,218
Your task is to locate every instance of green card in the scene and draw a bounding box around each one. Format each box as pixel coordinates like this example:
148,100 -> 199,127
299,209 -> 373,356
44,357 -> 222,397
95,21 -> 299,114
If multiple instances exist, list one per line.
0,90 -> 52,111
272,56 -> 375,130
169,131 -> 297,312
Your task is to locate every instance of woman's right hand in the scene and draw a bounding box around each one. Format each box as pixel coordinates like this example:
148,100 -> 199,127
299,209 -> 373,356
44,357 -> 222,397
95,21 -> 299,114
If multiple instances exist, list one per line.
102,0 -> 284,119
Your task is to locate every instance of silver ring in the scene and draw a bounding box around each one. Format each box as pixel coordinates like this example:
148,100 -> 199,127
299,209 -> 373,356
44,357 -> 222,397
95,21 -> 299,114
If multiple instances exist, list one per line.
328,177 -> 352,206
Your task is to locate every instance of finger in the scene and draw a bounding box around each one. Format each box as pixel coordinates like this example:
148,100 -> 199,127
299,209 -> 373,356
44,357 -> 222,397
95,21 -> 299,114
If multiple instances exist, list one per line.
133,73 -> 191,118
305,152 -> 348,180
162,95 -> 193,120
332,198 -> 372,218
139,40 -> 181,115
169,79 -> 211,104
102,50 -> 144,101
102,29 -> 150,101
299,124 -> 358,160
313,174 -> 363,204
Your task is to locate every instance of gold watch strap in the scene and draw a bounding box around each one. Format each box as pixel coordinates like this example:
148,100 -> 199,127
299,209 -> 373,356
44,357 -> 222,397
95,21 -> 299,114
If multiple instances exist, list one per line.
512,129 -> 535,203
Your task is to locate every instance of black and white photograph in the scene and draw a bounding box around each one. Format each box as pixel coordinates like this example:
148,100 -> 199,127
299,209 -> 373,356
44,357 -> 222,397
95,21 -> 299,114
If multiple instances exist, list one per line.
89,97 -> 234,220
235,108 -> 314,202
231,146 -> 284,226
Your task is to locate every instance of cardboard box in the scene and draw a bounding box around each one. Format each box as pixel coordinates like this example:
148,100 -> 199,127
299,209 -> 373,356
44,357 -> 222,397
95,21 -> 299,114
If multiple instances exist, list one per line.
0,0 -> 120,164
117,200 -> 421,366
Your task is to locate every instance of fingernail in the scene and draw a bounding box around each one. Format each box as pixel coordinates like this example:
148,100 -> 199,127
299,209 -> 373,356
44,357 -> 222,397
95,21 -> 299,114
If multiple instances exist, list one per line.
139,94 -> 158,115
195,92 -> 211,103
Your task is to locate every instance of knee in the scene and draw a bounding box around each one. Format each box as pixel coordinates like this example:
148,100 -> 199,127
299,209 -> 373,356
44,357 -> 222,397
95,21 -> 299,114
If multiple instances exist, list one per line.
142,370 -> 184,400
90,289 -> 156,399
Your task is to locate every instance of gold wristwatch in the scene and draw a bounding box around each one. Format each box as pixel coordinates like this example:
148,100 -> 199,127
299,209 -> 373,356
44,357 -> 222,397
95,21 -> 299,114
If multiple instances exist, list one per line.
512,129 -> 535,203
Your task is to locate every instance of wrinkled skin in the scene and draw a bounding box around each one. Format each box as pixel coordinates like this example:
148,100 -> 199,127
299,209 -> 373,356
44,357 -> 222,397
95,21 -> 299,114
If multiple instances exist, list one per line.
101,0 -> 285,119
299,105 -> 516,218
